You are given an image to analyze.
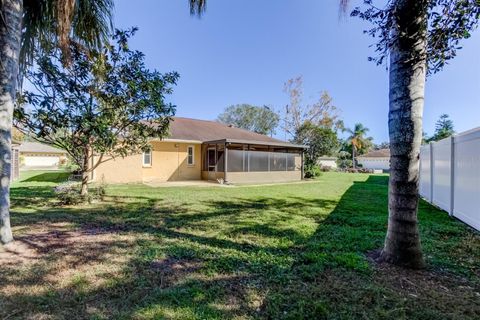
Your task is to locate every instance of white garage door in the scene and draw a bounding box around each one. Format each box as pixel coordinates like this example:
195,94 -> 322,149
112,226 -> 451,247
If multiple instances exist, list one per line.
24,155 -> 61,167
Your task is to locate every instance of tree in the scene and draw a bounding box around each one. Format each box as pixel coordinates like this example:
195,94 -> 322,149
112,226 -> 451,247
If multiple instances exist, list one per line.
374,141 -> 390,150
217,104 -> 280,136
0,0 -> 113,244
283,76 -> 343,138
189,0 -> 479,269
16,28 -> 178,196
350,0 -> 480,268
426,114 -> 455,142
345,123 -> 372,168
294,121 -> 339,170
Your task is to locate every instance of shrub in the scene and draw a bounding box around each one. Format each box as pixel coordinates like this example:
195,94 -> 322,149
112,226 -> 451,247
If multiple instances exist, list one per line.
320,165 -> 333,172
304,165 -> 322,178
54,181 -> 85,205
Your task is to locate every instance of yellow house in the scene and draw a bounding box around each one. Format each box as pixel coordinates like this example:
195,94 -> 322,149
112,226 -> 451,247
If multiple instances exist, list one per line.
92,117 -> 306,184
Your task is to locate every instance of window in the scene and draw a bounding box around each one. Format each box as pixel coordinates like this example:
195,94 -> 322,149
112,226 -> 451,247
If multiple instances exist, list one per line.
143,150 -> 152,167
187,146 -> 195,166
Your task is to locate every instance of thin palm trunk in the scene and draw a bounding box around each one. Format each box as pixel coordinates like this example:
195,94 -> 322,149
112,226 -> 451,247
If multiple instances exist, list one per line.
80,147 -> 90,196
380,0 -> 427,268
0,0 -> 22,244
352,146 -> 356,168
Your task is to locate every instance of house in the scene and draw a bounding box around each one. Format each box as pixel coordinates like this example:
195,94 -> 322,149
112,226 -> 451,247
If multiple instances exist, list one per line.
11,140 -> 20,181
317,156 -> 337,169
18,142 -> 68,169
92,117 -> 306,184
357,148 -> 390,171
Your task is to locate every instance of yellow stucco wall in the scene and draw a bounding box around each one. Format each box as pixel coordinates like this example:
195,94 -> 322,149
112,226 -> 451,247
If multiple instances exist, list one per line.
143,141 -> 201,182
93,154 -> 144,184
92,141 -> 202,184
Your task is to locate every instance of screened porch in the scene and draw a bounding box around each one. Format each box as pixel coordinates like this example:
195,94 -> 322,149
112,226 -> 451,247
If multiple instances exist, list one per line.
201,139 -> 305,184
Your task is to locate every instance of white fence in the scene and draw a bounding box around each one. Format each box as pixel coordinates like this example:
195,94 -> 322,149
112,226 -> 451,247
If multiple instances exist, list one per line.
419,127 -> 480,231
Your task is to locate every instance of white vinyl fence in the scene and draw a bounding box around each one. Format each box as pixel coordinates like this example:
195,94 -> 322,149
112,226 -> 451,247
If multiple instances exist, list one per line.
419,127 -> 480,231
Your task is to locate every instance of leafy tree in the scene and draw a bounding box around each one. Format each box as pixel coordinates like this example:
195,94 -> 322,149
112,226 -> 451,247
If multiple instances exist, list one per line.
15,28 -> 178,196
345,123 -> 372,168
374,142 -> 390,150
294,121 -> 339,172
12,128 -> 25,143
426,114 -> 455,142
349,0 -> 480,268
217,104 -> 280,135
0,0 -> 113,244
283,76 -> 343,138
337,150 -> 353,170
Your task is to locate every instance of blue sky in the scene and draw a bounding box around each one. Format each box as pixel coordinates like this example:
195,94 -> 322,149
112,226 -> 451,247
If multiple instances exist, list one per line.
114,0 -> 480,143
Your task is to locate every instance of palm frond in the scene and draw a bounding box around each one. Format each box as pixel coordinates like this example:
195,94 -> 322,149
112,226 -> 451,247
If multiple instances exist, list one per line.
21,0 -> 114,71
189,0 -> 206,17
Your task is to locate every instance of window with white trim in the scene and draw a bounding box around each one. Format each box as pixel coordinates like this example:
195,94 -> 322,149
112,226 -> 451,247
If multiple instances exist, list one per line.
143,150 -> 152,167
187,146 -> 195,166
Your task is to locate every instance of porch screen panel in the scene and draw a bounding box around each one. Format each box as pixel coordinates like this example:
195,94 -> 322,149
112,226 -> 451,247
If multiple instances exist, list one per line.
249,151 -> 269,172
287,153 -> 300,171
227,149 -> 246,172
270,152 -> 287,171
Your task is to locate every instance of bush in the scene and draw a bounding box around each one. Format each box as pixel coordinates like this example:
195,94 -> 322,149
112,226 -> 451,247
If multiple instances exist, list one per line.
304,165 -> 322,178
54,181 -> 85,205
320,166 -> 333,172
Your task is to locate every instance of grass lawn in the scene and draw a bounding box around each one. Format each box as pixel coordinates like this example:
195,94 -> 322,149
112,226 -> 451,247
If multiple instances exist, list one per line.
1,171 -> 479,319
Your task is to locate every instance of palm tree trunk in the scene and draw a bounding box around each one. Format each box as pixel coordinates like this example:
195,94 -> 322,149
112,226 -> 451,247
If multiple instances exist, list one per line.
352,146 -> 356,168
0,0 -> 22,244
380,0 -> 428,268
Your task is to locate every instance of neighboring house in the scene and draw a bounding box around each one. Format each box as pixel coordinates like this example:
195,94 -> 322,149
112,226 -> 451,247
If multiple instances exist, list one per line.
19,142 -> 68,169
92,117 -> 306,184
318,156 -> 338,169
11,140 -> 20,181
357,148 -> 390,171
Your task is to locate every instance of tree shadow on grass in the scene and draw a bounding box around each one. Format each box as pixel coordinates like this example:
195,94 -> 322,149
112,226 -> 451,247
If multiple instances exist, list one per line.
3,175 -> 479,319
22,171 -> 71,183
259,175 -> 480,319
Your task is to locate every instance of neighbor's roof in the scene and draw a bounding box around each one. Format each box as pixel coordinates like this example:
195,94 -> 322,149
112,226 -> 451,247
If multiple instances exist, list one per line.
155,117 -> 305,148
18,141 -> 67,154
358,148 -> 390,158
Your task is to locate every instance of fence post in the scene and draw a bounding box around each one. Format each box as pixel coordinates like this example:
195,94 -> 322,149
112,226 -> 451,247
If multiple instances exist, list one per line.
430,142 -> 434,202
449,136 -> 455,216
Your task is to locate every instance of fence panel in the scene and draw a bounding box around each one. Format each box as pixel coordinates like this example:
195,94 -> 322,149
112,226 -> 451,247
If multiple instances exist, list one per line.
452,129 -> 480,230
419,127 -> 480,231
419,145 -> 431,201
432,138 -> 451,212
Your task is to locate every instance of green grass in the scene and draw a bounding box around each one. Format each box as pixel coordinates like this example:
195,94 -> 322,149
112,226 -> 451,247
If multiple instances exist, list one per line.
1,171 -> 479,319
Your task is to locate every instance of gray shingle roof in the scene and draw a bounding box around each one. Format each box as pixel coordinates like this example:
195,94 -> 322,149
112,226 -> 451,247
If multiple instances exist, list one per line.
18,142 -> 67,154
358,148 -> 390,158
157,117 -> 304,148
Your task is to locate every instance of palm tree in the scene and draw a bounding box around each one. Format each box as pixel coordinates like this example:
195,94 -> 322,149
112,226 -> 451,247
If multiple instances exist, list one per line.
346,123 -> 370,168
380,0 -> 427,269
188,0 -> 430,268
0,0 -> 113,244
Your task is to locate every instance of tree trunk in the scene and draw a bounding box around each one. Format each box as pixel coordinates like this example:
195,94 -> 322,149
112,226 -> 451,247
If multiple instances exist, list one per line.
80,148 -> 90,197
0,0 -> 22,244
352,146 -> 356,168
380,0 -> 428,269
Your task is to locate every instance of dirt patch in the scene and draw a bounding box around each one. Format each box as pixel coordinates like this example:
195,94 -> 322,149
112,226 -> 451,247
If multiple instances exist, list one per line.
1,224 -> 133,265
365,249 -> 480,318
